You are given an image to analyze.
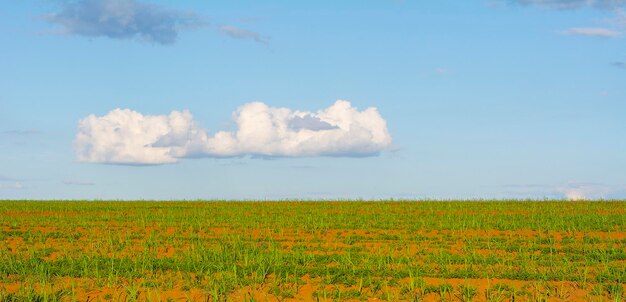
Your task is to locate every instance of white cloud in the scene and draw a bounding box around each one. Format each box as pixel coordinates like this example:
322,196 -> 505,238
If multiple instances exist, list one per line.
555,182 -> 623,200
556,182 -> 611,200
75,100 -> 392,165
503,182 -> 626,200
561,27 -> 622,37
564,190 -> 586,200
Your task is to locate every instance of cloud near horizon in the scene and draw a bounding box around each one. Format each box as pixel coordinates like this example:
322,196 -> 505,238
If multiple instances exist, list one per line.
44,0 -> 205,45
555,182 -> 614,200
75,101 -> 392,165
504,182 -> 624,200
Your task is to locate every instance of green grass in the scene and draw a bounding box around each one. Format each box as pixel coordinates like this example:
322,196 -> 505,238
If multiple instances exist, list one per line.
0,200 -> 625,300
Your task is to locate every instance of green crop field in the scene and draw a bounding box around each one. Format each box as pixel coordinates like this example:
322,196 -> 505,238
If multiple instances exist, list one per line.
0,201 -> 625,301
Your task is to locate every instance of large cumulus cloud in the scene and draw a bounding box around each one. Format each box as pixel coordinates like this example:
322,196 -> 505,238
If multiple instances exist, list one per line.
75,101 -> 392,165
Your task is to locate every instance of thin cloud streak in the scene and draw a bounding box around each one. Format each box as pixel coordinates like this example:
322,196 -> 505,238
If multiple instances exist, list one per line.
611,61 -> 626,69
219,26 -> 270,44
561,27 -> 622,37
511,0 -> 626,10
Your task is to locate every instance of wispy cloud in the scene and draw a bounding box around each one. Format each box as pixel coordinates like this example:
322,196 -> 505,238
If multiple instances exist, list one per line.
219,26 -> 270,45
511,0 -> 626,10
561,27 -> 622,37
509,1 -> 626,40
43,0 -> 205,45
611,61 -> 626,69
42,0 -> 271,46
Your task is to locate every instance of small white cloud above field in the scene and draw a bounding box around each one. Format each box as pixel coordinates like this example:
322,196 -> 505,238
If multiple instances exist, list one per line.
504,182 -> 623,200
556,183 -> 601,200
75,100 -> 392,165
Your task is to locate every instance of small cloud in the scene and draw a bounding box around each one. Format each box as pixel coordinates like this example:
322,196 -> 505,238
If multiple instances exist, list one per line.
74,100 -> 393,165
43,0 -> 205,45
555,182 -> 610,200
0,182 -> 24,190
564,190 -> 586,200
561,27 -> 622,37
63,180 -> 96,186
510,0 -> 626,10
219,26 -> 269,44
611,61 -> 626,69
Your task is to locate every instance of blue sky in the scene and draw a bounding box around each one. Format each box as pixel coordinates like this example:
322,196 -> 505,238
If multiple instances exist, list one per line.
1,0 -> 625,200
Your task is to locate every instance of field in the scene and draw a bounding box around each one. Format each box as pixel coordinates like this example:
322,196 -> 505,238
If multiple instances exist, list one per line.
0,201 -> 625,301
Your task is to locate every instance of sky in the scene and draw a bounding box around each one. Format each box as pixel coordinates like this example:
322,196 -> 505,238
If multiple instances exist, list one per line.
1,0 -> 625,200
